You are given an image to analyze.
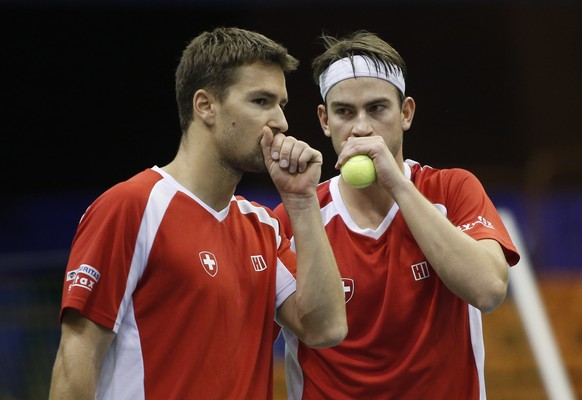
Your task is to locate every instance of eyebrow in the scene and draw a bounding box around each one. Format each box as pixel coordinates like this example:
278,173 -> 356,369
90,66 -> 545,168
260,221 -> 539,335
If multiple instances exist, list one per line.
251,90 -> 288,106
329,97 -> 391,109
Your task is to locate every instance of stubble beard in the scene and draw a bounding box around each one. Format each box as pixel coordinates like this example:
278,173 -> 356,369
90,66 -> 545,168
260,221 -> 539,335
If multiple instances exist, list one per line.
218,128 -> 267,175
240,145 -> 267,173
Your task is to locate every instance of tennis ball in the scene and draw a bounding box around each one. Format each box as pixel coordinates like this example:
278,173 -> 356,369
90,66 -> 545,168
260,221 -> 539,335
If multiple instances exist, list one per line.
341,155 -> 376,188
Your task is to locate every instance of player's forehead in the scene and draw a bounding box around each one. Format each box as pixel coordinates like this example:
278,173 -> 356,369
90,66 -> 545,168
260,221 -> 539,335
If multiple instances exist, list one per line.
230,62 -> 288,100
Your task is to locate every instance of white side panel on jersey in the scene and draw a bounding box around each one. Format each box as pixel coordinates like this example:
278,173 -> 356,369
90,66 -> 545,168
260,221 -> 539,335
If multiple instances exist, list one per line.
114,178 -> 177,331
97,304 -> 145,399
468,304 -> 487,400
275,257 -> 296,309
98,178 -> 177,400
282,327 -> 304,400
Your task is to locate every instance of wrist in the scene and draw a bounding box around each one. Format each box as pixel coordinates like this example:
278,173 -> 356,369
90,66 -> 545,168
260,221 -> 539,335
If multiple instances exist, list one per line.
280,193 -> 319,217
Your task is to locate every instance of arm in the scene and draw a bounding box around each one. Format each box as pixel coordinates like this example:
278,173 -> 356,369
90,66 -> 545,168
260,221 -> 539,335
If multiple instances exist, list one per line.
390,181 -> 508,313
261,128 -> 347,348
49,309 -> 115,399
338,136 -> 509,313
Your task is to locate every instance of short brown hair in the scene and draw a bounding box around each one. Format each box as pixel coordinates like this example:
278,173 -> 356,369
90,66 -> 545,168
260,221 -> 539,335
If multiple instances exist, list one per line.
175,27 -> 299,133
312,31 -> 407,103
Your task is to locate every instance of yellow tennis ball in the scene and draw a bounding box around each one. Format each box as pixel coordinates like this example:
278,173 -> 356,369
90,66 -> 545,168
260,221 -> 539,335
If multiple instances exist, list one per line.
341,155 -> 376,188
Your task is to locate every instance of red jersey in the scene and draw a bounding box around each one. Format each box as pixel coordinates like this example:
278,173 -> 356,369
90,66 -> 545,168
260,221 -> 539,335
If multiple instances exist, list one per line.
61,166 -> 297,399
273,160 -> 519,400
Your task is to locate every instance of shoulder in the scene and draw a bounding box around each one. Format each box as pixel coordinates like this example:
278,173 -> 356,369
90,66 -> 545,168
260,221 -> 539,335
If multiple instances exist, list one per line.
100,168 -> 161,198
83,168 -> 163,220
407,160 -> 483,190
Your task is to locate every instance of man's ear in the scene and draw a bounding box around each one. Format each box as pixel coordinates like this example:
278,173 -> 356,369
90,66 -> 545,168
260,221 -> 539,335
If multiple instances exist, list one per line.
317,104 -> 331,138
401,96 -> 416,131
193,89 -> 216,125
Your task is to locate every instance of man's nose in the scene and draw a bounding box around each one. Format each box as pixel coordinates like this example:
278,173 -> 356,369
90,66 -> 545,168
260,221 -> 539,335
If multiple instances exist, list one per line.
268,106 -> 288,134
351,112 -> 373,137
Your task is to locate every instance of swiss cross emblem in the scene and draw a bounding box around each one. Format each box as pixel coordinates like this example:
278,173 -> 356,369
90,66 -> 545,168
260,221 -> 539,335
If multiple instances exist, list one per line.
342,278 -> 355,303
199,251 -> 218,277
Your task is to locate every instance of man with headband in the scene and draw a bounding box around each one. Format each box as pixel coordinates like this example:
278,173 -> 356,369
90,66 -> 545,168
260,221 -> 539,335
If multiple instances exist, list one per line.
273,31 -> 520,399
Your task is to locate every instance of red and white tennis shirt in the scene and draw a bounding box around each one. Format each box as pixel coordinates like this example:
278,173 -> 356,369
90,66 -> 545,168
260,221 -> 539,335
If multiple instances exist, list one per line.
274,159 -> 519,400
61,166 -> 297,399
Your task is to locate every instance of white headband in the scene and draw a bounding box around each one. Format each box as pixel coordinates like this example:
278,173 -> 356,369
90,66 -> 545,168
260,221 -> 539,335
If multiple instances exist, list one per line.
318,55 -> 406,100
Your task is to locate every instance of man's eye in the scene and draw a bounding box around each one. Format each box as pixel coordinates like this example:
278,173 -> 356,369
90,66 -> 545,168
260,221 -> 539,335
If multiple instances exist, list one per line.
254,98 -> 268,105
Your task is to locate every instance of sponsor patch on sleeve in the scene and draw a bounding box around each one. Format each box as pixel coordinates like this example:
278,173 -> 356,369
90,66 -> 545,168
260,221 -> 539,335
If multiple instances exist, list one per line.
67,264 -> 101,292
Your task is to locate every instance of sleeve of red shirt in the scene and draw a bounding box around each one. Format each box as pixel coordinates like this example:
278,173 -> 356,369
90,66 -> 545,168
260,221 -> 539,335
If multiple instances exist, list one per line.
60,181 -> 149,330
442,168 -> 520,266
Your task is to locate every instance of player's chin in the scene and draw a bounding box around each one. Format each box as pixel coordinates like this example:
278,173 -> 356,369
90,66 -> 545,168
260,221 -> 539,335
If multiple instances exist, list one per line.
242,155 -> 267,173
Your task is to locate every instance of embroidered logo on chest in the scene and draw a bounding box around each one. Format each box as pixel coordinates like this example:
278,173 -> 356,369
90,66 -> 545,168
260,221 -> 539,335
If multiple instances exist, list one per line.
250,255 -> 268,272
199,251 -> 218,277
411,261 -> 431,281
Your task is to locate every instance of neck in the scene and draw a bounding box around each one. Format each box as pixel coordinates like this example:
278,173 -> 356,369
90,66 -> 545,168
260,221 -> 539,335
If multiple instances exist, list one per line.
162,135 -> 241,211
338,179 -> 394,230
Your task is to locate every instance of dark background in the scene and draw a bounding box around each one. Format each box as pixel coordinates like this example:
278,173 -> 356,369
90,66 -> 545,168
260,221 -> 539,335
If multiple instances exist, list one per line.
1,0 -> 581,265
1,0 -> 580,195
0,1 -> 581,398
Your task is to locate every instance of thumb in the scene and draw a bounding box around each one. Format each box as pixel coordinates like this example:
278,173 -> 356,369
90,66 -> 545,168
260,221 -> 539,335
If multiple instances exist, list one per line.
260,127 -> 274,163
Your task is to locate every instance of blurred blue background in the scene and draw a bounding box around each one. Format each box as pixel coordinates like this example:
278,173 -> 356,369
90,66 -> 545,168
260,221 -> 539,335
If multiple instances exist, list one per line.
0,0 -> 581,398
